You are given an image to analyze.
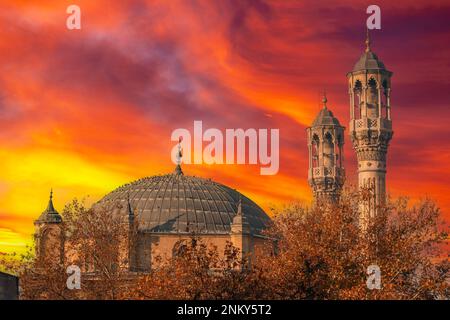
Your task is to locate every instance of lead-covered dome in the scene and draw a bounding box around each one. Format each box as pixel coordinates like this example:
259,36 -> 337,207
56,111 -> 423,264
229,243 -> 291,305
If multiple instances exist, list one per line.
352,30 -> 388,72
98,171 -> 271,235
312,107 -> 342,127
353,50 -> 386,72
311,95 -> 342,127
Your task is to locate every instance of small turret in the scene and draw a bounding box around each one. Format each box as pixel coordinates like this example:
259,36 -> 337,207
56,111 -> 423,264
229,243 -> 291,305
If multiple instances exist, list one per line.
126,193 -> 137,271
231,197 -> 251,235
34,190 -> 64,263
35,189 -> 62,225
231,197 -> 252,264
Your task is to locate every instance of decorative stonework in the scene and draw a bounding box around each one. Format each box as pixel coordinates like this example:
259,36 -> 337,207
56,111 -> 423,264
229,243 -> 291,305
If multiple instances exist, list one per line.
354,149 -> 387,162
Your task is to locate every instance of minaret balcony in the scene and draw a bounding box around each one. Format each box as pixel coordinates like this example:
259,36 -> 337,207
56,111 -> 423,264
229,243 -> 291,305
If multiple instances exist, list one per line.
308,167 -> 345,180
350,118 -> 392,133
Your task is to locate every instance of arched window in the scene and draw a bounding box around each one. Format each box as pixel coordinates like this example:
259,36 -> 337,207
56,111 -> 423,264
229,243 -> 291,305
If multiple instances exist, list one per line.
323,132 -> 334,167
367,78 -> 379,117
368,78 -> 378,101
354,80 -> 363,119
354,80 -> 362,93
172,240 -> 188,258
312,134 -> 320,168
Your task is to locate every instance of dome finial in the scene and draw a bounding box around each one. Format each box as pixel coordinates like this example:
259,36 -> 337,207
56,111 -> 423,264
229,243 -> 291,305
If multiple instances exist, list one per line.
322,90 -> 328,109
174,137 -> 184,175
365,28 -> 371,52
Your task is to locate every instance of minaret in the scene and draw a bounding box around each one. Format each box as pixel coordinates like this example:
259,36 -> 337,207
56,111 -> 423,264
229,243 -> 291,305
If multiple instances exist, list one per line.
307,94 -> 345,202
34,189 -> 64,263
347,30 -> 393,220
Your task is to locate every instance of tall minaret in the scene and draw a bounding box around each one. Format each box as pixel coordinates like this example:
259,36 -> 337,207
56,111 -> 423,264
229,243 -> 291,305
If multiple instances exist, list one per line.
347,30 -> 393,219
307,94 -> 345,202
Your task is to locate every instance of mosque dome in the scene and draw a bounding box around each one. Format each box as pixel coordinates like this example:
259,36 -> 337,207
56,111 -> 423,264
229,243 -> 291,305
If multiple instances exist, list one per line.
97,168 -> 272,236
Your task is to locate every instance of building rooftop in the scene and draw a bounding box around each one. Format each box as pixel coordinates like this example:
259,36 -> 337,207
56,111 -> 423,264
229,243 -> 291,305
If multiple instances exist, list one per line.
35,190 -> 62,224
352,29 -> 388,72
311,95 -> 342,127
97,169 -> 272,235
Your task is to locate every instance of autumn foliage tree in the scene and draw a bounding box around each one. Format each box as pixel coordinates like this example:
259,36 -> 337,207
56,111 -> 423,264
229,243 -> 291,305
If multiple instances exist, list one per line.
1,190 -> 448,300
250,189 -> 449,299
123,238 -> 259,300
125,189 -> 449,300
1,199 -> 137,300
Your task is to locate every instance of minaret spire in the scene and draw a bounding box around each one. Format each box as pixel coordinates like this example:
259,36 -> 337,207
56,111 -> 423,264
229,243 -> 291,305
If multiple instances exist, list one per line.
365,28 -> 371,52
322,91 -> 328,109
45,188 -> 57,214
35,188 -> 62,224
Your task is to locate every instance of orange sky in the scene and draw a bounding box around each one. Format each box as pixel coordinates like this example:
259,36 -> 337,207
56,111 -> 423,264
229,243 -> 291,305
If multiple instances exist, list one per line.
1,0 -> 450,253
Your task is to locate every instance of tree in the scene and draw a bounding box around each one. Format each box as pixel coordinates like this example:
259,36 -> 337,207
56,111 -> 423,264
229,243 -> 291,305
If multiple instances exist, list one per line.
1,199 -> 138,300
125,237 -> 258,300
1,191 -> 448,300
251,189 -> 449,299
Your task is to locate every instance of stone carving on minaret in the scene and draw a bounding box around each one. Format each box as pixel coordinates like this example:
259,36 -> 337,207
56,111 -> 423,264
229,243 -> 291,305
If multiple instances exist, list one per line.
347,29 -> 393,220
307,94 -> 345,202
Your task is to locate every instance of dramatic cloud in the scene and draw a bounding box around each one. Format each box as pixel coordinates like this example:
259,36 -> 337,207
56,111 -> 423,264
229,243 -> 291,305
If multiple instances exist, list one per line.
0,0 -> 449,251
